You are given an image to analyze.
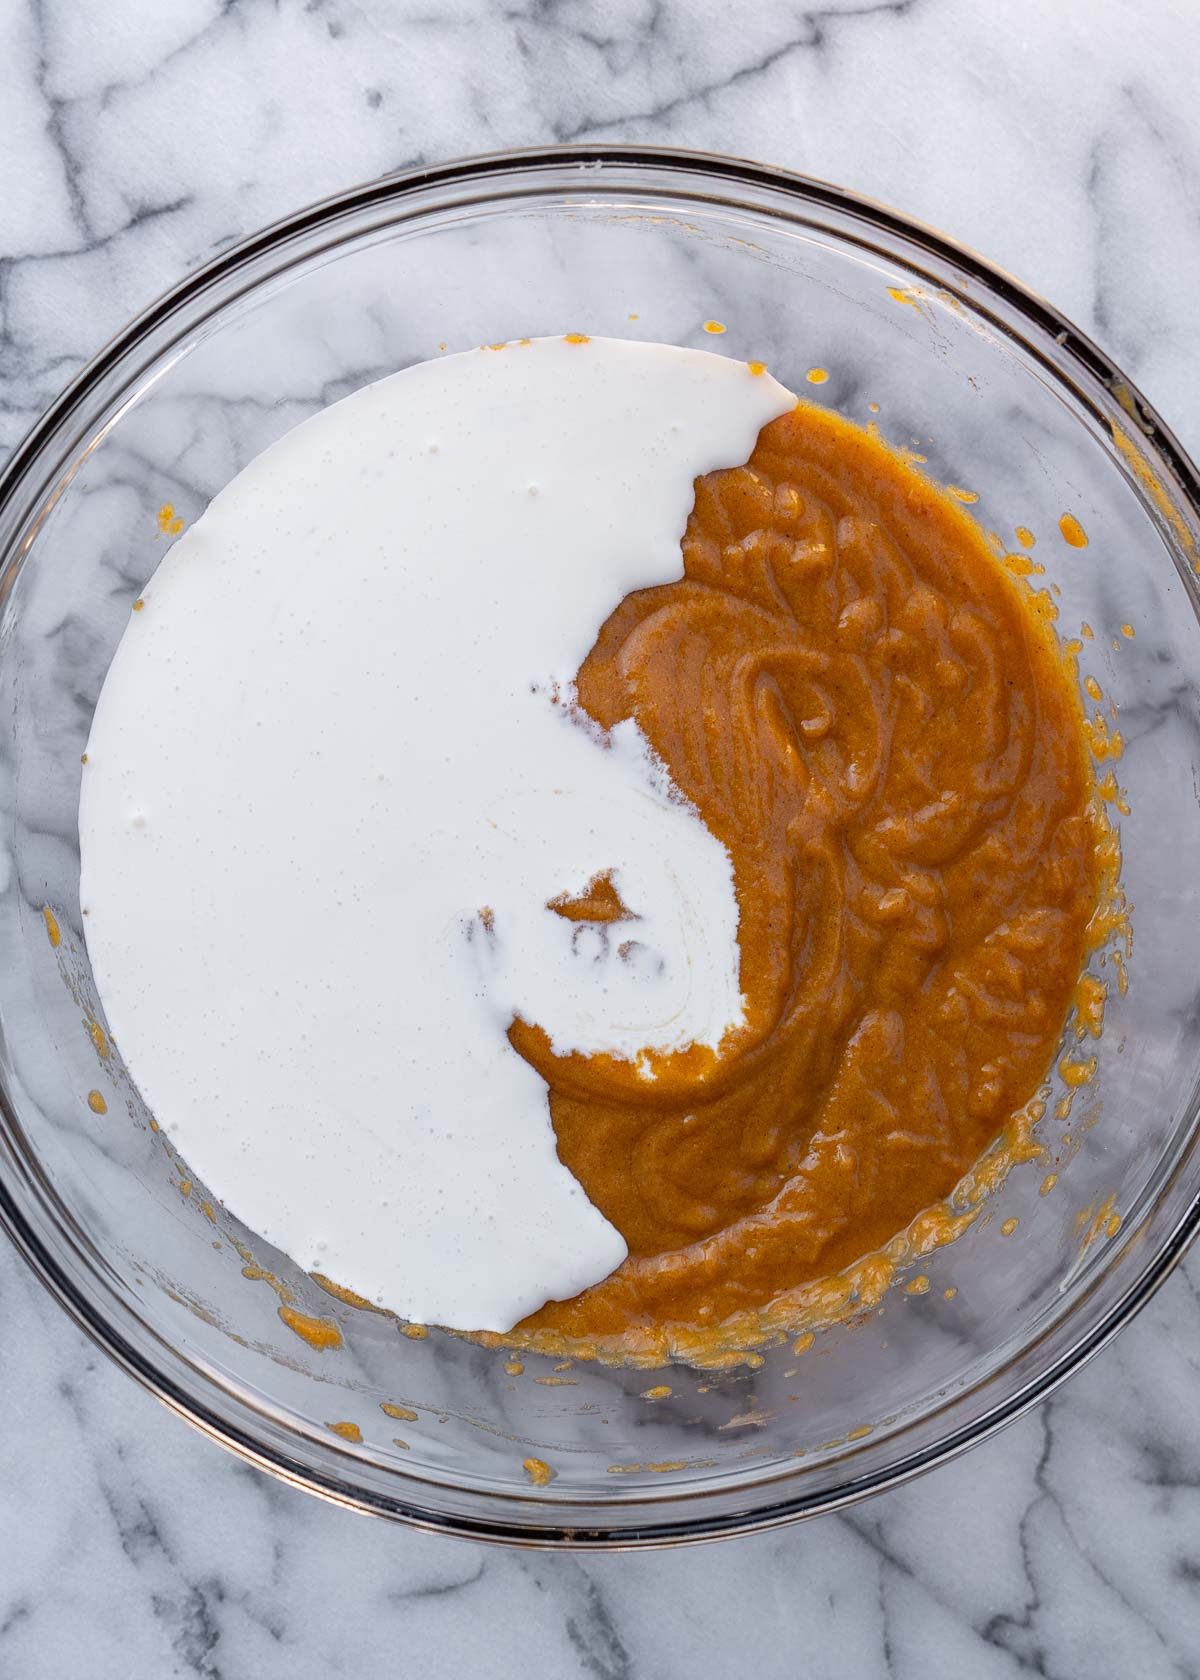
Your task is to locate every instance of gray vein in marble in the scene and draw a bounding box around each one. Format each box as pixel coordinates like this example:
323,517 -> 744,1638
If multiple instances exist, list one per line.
546,0 -> 924,144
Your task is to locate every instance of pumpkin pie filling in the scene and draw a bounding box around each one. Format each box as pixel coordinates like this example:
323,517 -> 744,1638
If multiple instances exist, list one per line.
509,399 -> 1103,1356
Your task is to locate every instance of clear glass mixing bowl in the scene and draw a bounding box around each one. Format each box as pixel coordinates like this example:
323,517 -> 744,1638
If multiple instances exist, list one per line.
1,147 -> 1198,1548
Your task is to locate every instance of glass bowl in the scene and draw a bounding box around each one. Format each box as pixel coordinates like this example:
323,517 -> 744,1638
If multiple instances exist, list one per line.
2,146 -> 1199,1549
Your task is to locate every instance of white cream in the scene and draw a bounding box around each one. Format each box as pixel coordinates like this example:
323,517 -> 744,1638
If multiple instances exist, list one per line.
79,336 -> 795,1333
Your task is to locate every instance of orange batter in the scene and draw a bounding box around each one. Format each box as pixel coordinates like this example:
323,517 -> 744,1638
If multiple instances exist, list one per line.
502,398 -> 1104,1360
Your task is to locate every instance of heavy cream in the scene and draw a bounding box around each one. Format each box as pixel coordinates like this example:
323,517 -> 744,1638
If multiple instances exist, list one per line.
79,336 -> 795,1333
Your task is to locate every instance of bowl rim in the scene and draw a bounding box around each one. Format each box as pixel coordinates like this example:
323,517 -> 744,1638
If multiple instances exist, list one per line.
2,141 -> 1199,1548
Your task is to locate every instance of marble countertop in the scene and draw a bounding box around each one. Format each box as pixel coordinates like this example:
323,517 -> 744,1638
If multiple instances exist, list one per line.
3,0 -> 1200,1673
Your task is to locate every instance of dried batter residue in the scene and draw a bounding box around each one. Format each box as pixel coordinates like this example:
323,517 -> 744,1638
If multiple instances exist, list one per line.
278,1305 -> 343,1351
1059,512 -> 1089,548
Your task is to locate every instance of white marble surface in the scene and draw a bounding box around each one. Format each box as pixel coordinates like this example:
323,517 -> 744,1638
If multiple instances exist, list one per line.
2,0 -> 1200,1673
